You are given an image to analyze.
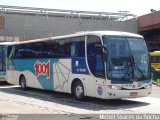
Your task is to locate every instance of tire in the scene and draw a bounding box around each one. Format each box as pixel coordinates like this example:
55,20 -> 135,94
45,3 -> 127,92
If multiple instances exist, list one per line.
20,76 -> 27,91
73,81 -> 85,101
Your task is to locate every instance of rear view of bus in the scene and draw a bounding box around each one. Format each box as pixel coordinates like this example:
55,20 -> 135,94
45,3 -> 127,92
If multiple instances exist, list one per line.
150,51 -> 160,83
0,44 -> 7,82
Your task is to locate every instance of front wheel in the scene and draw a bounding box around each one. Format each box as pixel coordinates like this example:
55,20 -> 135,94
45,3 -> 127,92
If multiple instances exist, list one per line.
20,76 -> 27,91
73,81 -> 85,101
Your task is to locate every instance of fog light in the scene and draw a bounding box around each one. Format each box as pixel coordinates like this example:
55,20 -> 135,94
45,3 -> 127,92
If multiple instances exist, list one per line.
144,84 -> 152,89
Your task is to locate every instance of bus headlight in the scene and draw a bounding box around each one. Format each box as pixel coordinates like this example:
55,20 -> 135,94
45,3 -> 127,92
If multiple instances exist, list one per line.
144,84 -> 152,89
107,85 -> 122,90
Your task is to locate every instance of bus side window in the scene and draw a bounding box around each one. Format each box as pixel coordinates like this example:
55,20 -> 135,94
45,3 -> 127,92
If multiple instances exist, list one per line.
14,45 -> 22,59
15,49 -> 22,58
151,56 -> 157,63
71,37 -> 85,57
158,56 -> 160,62
7,46 -> 15,59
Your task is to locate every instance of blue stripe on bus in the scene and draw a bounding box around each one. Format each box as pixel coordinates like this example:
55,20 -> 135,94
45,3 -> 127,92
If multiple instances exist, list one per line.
12,59 -> 58,90
0,71 -> 6,76
143,79 -> 151,83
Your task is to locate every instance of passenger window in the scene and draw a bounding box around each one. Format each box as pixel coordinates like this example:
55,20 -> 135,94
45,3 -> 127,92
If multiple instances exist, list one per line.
70,37 -> 85,57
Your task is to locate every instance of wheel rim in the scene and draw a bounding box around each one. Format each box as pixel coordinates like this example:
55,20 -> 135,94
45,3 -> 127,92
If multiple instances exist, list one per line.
21,79 -> 25,88
75,85 -> 83,98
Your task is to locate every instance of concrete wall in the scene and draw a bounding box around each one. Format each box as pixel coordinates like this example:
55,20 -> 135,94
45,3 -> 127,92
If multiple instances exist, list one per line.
0,13 -> 138,41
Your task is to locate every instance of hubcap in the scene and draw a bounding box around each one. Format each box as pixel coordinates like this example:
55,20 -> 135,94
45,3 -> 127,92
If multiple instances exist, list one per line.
76,85 -> 83,98
21,79 -> 25,88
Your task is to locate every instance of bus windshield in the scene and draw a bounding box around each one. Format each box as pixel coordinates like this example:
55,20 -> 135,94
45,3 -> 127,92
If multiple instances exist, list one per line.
103,36 -> 150,81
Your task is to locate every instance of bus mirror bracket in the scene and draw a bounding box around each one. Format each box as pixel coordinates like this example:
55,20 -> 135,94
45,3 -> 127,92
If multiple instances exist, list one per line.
101,45 -> 107,61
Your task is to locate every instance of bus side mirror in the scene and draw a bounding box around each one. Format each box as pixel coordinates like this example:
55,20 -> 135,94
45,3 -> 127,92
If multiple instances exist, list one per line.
101,45 -> 108,62
95,44 -> 108,61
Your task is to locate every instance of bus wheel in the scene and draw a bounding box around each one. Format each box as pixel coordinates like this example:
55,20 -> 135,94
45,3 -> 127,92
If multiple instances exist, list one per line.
20,76 -> 27,91
73,81 -> 85,101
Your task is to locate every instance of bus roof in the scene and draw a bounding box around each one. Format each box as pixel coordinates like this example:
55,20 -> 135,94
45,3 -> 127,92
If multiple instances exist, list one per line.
75,31 -> 143,38
0,42 -> 19,46
0,31 -> 143,45
150,51 -> 160,56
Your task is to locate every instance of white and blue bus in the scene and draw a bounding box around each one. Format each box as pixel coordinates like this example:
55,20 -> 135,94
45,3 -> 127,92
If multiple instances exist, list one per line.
6,31 -> 152,100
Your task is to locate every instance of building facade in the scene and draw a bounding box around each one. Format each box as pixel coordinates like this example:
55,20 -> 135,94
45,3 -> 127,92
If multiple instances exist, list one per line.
0,5 -> 138,42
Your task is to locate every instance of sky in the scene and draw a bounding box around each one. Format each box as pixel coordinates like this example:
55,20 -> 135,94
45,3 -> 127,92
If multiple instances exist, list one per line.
0,0 -> 159,16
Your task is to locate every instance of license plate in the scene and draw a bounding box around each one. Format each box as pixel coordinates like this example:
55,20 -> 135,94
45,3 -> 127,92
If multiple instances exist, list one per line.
130,92 -> 138,96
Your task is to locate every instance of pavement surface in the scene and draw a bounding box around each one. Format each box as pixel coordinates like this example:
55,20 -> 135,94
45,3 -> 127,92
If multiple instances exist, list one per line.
0,82 -> 160,120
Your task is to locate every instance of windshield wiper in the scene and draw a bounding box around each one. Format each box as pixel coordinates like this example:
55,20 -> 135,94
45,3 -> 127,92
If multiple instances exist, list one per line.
130,55 -> 145,80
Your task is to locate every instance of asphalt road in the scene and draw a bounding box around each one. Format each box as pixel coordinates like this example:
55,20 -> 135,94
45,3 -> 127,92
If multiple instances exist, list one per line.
0,82 -> 160,120
149,84 -> 160,98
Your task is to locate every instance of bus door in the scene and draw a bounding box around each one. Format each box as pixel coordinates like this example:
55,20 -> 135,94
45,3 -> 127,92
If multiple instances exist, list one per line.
0,46 -> 7,81
87,36 -> 106,98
